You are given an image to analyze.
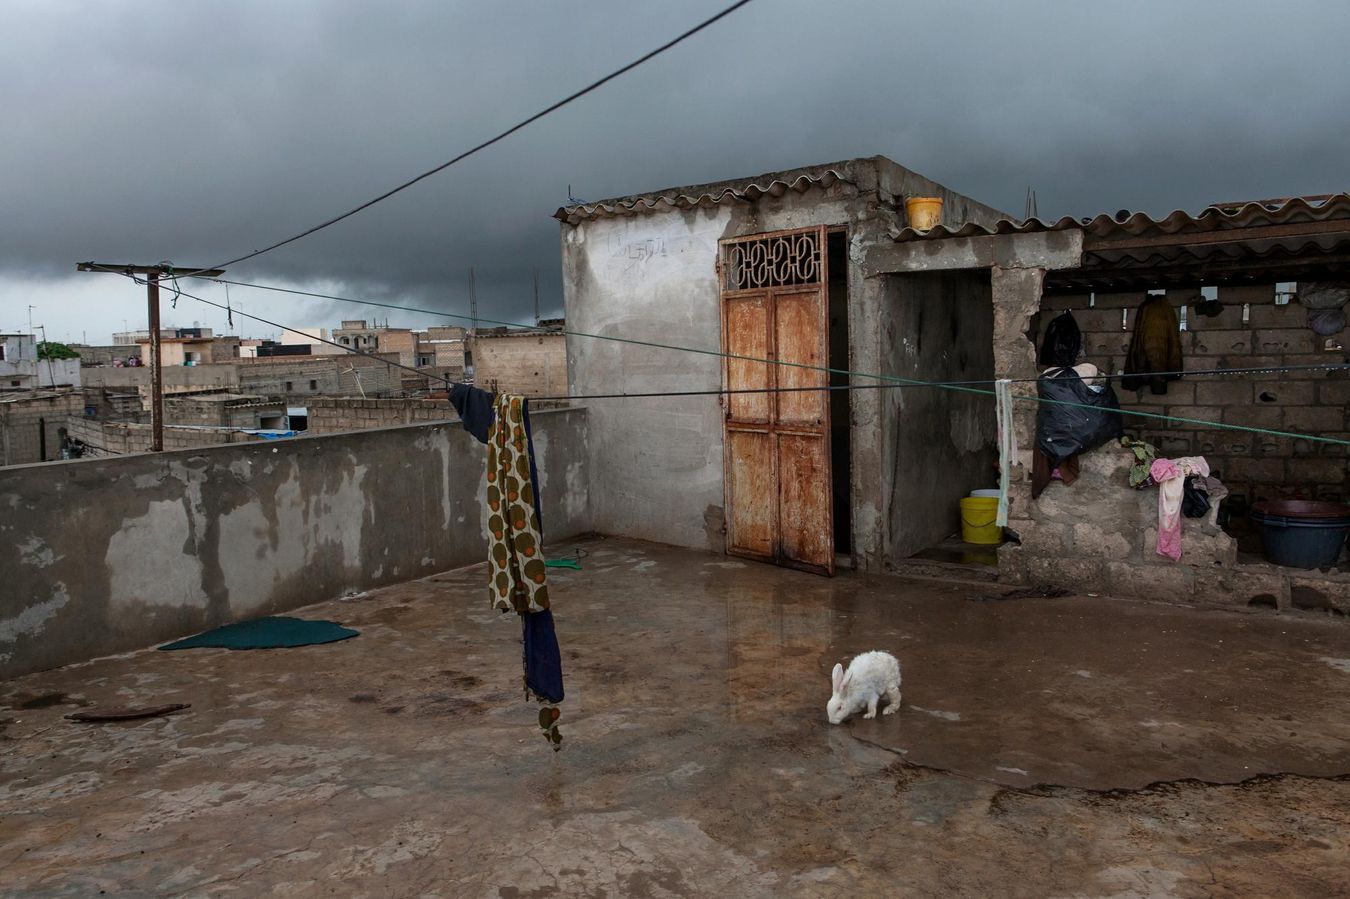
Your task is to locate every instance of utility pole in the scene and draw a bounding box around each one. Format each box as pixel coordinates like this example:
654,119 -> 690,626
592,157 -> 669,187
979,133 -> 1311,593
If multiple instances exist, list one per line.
26,306 -> 36,394
37,325 -> 57,389
76,263 -> 224,451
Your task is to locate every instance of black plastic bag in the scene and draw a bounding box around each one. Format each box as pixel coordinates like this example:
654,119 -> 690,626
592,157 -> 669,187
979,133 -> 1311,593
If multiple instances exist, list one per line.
1182,476 -> 1211,518
1034,369 -> 1124,469
1038,311 -> 1082,368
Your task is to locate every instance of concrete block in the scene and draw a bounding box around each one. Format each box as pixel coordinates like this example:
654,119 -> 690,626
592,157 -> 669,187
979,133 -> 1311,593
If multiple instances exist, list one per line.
1189,330 -> 1251,355
1169,406 -> 1223,429
1284,405 -> 1346,432
1192,566 -> 1289,610
1158,435 -> 1196,456
1107,560 -> 1194,603
1251,380 -> 1315,406
1224,405 -> 1283,429
1318,380 -> 1350,405
1253,329 -> 1319,354
1156,381 -> 1195,404
1085,333 -> 1131,356
1224,457 -> 1287,484
1196,381 -> 1253,406
1019,554 -> 1110,593
1073,521 -> 1138,558
1288,458 -> 1348,485
1017,517 -> 1073,554
1288,576 -> 1350,614
1245,304 -> 1305,328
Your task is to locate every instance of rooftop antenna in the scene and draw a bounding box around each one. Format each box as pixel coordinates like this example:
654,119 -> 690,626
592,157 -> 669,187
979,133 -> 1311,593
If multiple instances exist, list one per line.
468,267 -> 478,336
1024,186 -> 1039,221
533,269 -> 540,326
567,184 -> 587,205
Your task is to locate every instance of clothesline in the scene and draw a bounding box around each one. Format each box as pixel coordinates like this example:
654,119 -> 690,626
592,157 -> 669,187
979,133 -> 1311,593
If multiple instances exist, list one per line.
112,271 -> 1350,449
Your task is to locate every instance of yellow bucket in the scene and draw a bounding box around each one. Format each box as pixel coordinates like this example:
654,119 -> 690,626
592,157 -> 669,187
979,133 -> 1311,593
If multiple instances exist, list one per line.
905,196 -> 944,231
960,495 -> 1002,545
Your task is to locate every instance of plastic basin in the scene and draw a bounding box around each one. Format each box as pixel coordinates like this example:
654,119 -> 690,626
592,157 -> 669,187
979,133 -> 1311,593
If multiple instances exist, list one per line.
1250,500 -> 1350,569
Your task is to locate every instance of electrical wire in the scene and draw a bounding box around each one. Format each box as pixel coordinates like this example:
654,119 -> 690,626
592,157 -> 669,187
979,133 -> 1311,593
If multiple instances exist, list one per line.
115,271 -> 1350,449
194,273 -> 1350,387
206,0 -> 758,271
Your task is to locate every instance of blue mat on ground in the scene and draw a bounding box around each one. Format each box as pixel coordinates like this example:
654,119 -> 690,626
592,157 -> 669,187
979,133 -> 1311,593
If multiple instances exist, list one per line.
158,616 -> 359,651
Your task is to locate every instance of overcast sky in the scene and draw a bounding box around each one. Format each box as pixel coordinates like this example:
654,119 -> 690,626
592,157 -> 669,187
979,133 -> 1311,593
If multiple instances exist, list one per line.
3,0 -> 1348,344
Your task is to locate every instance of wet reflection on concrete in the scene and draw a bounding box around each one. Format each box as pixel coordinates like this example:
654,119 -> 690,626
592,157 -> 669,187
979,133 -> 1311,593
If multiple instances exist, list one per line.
2,537 -> 1348,897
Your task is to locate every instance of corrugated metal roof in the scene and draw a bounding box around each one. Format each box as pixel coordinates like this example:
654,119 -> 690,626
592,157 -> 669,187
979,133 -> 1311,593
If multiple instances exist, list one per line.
554,169 -> 851,224
891,193 -> 1350,244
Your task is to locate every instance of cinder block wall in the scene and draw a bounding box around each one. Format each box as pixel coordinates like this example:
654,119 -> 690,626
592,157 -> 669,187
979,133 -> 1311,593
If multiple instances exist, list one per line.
0,393 -> 84,465
472,334 -> 567,397
306,397 -> 455,434
1037,284 -> 1349,503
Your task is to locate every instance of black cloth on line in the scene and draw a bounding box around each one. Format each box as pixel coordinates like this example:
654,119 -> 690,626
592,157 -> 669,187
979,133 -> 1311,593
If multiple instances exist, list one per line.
449,383 -> 495,443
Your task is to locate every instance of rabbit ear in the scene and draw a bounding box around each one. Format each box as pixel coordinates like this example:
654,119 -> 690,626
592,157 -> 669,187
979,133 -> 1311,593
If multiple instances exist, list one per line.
831,663 -> 844,693
840,670 -> 854,692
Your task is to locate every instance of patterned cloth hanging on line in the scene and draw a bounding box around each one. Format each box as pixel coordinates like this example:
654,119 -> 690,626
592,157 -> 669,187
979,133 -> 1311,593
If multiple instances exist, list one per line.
486,394 -> 550,614
449,386 -> 565,746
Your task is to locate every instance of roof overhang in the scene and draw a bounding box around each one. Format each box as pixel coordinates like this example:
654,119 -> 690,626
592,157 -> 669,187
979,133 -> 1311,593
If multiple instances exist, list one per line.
876,195 -> 1350,292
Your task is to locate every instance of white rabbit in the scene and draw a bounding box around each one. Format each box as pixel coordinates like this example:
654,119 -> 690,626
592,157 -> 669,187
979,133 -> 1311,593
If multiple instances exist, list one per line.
827,651 -> 902,724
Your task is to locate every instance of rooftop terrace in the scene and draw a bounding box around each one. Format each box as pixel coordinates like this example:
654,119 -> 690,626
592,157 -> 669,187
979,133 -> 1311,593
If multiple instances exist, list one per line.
3,538 -> 1348,896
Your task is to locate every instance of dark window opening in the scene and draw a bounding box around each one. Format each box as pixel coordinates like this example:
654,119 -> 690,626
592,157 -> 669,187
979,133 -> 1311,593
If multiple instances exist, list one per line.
828,229 -> 852,557
284,381 -> 293,392
309,379 -> 317,390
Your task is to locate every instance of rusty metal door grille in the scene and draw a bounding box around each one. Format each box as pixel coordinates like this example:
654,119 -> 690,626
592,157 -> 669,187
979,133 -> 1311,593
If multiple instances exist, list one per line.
721,229 -> 823,291
720,225 -> 834,576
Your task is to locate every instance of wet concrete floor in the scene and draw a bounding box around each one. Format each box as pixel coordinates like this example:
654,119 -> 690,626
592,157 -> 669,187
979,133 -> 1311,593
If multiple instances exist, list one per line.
2,537 -> 1349,897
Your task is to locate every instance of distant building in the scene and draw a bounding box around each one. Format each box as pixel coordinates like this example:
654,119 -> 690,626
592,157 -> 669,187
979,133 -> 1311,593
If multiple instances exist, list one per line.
137,335 -> 240,367
0,334 -> 82,389
470,325 -> 567,397
333,320 -> 382,351
112,328 -> 177,346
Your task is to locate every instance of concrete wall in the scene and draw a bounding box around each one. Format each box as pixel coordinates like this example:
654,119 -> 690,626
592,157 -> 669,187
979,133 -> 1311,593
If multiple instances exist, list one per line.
0,408 -> 591,678
83,364 -> 241,397
306,397 -> 455,434
163,396 -> 285,429
0,393 -> 84,466
64,417 -> 264,457
0,358 -> 81,389
472,333 -> 567,397
882,270 -> 998,557
560,157 -> 1007,566
236,355 -> 396,398
1036,284 -> 1349,504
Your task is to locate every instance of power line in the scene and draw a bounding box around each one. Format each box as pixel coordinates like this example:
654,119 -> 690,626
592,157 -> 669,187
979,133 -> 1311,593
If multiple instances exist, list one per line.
207,0 -> 757,271
193,274 -> 1350,386
116,271 -> 1350,448
121,274 -> 439,386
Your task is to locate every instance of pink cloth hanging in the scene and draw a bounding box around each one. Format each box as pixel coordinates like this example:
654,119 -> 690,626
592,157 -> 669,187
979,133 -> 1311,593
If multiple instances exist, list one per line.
1150,456 -> 1211,561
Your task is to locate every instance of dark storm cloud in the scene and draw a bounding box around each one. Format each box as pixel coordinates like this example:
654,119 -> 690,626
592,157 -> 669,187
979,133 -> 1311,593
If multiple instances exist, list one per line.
4,0 -> 1349,335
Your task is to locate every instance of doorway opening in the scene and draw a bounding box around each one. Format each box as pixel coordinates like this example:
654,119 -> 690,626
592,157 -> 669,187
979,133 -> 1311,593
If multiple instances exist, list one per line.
827,229 -> 852,558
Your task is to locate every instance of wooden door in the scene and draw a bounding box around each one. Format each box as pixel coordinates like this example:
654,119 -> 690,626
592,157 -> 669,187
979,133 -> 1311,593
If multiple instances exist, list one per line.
721,227 -> 834,575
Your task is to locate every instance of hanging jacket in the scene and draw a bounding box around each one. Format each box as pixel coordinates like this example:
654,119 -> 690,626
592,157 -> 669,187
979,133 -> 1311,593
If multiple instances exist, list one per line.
1121,296 -> 1182,395
1038,311 -> 1083,369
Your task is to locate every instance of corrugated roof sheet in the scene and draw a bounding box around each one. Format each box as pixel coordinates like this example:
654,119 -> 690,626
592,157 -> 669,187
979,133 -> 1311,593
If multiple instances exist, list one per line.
891,193 -> 1350,244
555,170 -> 850,224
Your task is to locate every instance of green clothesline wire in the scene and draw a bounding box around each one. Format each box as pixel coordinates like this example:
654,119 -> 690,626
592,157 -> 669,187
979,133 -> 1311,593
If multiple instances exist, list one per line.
129,271 -> 1350,451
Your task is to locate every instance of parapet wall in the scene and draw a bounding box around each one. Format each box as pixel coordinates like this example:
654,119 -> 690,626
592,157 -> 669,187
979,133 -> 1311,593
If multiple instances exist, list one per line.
0,409 -> 591,678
